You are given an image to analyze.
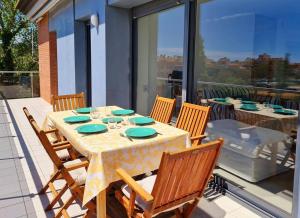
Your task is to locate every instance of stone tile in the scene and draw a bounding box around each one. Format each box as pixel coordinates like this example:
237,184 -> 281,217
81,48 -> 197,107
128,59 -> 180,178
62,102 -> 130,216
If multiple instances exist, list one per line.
0,202 -> 27,217
0,159 -> 15,170
214,196 -> 242,213
192,197 -> 227,218
0,182 -> 22,196
0,194 -> 24,209
225,207 -> 262,218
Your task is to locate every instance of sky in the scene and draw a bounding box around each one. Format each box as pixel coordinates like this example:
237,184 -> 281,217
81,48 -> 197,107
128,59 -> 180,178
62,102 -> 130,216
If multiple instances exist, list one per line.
156,0 -> 300,63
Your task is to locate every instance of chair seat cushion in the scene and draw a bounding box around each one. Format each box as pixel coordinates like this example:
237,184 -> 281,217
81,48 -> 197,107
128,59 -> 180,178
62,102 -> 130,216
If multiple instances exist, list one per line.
57,149 -> 70,160
122,175 -> 156,210
63,159 -> 87,186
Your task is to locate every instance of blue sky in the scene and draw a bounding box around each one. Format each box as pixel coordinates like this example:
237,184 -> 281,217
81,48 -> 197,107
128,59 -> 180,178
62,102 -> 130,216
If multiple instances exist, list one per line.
157,0 -> 300,63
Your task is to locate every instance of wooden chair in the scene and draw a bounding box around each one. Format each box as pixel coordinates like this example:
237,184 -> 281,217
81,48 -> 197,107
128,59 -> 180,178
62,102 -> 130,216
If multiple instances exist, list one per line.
23,108 -> 81,213
28,116 -> 96,217
150,95 -> 176,124
115,139 -> 223,218
52,92 -> 85,112
176,102 -> 211,146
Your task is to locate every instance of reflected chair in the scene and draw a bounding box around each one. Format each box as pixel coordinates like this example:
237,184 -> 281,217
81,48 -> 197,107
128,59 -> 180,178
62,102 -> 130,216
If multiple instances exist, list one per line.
115,139 -> 223,218
28,116 -> 96,217
52,92 -> 85,112
176,102 -> 211,146
291,129 -> 297,162
150,95 -> 176,124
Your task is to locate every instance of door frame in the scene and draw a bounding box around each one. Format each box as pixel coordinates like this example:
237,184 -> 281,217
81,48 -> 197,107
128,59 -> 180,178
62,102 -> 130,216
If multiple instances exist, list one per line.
131,0 -> 189,110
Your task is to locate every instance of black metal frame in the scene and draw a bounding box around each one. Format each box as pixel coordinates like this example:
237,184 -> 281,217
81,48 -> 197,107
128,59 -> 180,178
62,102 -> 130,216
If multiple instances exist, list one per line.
85,21 -> 92,107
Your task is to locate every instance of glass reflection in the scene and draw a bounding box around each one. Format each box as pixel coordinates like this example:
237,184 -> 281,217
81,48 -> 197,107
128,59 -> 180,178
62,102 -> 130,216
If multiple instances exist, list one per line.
195,0 -> 299,214
136,6 -> 184,116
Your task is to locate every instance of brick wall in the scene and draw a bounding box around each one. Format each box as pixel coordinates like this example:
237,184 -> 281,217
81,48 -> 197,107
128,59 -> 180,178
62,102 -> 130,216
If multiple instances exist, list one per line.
37,14 -> 58,103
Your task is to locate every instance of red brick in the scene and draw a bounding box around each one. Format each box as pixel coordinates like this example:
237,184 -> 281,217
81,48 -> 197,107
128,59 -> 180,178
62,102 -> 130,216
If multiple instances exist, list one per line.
37,14 -> 58,103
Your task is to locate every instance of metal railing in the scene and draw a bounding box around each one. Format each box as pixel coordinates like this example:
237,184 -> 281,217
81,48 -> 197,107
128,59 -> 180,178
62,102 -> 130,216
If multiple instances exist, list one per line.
0,71 -> 40,99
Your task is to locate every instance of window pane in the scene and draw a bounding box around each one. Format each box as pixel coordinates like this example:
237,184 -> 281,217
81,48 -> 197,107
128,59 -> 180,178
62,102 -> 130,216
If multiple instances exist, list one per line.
135,6 -> 184,116
195,0 -> 300,214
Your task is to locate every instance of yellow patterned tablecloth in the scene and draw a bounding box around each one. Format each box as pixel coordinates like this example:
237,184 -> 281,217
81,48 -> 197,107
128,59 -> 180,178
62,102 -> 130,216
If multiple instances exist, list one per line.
43,106 -> 191,205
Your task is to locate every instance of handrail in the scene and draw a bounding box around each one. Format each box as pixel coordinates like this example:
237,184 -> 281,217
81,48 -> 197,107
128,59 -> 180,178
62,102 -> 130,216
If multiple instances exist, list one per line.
197,81 -> 300,94
0,71 -> 39,74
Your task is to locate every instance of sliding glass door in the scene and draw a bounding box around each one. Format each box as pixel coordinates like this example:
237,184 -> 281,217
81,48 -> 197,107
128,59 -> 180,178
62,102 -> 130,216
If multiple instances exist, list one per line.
134,5 -> 185,116
194,0 -> 300,215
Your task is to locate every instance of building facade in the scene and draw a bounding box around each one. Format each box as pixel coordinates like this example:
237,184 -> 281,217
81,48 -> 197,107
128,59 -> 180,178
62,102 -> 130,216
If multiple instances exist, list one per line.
18,0 -> 300,217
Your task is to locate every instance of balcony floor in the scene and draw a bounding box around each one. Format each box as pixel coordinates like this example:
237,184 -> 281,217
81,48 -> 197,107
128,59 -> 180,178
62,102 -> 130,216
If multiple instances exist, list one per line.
0,97 -> 265,218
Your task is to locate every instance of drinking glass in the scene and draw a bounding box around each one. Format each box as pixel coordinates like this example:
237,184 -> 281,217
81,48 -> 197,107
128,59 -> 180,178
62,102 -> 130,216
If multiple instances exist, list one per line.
108,118 -> 117,129
105,106 -> 111,117
90,107 -> 100,119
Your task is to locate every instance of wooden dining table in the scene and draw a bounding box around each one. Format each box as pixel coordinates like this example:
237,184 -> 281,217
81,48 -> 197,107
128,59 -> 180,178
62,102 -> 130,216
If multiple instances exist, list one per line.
43,106 -> 191,218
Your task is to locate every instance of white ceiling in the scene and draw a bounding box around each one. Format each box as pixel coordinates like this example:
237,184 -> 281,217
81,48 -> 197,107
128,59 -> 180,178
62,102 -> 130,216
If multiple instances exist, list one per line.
108,0 -> 153,8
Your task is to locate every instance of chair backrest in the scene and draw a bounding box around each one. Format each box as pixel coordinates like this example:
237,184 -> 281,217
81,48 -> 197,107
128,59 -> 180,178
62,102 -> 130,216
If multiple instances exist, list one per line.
23,108 -> 63,167
150,95 -> 176,124
151,139 -> 223,213
176,102 -> 211,145
52,92 -> 85,112
23,107 -> 40,135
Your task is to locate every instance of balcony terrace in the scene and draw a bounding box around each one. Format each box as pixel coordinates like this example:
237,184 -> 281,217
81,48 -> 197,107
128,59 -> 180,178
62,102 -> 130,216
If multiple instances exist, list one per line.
0,95 -> 265,218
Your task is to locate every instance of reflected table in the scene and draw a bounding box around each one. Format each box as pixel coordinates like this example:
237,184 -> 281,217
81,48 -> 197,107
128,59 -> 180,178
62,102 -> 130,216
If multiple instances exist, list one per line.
205,119 -> 292,182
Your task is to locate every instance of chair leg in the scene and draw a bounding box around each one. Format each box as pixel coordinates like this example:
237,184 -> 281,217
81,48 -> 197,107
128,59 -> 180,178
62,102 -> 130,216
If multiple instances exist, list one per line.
39,170 -> 61,194
45,183 -> 69,211
183,200 -> 199,218
175,208 -> 183,218
55,195 -> 75,218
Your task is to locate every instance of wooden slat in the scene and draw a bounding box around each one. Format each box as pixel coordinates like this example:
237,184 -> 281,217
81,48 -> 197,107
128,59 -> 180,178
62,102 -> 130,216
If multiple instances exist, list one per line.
150,95 -> 176,124
52,92 -> 86,112
176,103 -> 211,145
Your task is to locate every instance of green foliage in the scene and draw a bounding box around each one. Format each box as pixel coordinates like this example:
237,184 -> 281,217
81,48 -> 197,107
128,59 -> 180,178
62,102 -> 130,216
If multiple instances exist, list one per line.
0,0 -> 38,71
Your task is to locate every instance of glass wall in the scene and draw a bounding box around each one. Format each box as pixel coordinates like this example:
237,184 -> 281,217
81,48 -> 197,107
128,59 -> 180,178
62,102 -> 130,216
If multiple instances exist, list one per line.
135,5 -> 185,116
194,0 -> 299,214
0,71 -> 40,99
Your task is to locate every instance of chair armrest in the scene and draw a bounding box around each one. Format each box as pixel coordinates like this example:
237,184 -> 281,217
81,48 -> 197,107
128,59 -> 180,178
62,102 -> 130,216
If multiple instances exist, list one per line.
65,160 -> 89,171
54,143 -> 72,151
52,141 -> 70,147
190,135 -> 206,141
116,168 -> 154,202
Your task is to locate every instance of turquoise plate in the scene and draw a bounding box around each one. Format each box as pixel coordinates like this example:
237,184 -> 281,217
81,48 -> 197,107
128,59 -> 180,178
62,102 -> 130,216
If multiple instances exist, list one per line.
64,116 -> 91,123
274,109 -> 296,115
125,127 -> 157,138
112,109 -> 135,116
240,104 -> 259,111
76,124 -> 107,134
270,104 -> 283,109
129,117 -> 155,125
102,117 -> 124,124
76,107 -> 91,114
241,100 -> 256,104
213,98 -> 226,102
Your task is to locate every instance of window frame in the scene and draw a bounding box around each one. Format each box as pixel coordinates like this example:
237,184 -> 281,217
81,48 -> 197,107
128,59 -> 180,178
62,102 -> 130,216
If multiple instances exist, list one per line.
132,0 -> 300,217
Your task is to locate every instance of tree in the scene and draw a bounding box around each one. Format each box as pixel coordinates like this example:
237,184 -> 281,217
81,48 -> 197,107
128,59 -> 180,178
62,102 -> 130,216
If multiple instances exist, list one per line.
0,0 -> 37,71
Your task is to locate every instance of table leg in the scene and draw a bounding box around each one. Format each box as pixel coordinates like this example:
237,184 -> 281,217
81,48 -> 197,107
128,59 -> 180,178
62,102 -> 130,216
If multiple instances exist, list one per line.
97,190 -> 106,218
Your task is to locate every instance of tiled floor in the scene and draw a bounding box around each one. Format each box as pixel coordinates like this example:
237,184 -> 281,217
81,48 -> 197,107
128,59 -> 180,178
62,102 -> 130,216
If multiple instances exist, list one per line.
1,97 -> 265,218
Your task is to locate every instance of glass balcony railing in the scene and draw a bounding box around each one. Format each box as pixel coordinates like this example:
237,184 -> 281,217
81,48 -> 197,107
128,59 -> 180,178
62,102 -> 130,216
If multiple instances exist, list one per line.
0,71 -> 40,99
